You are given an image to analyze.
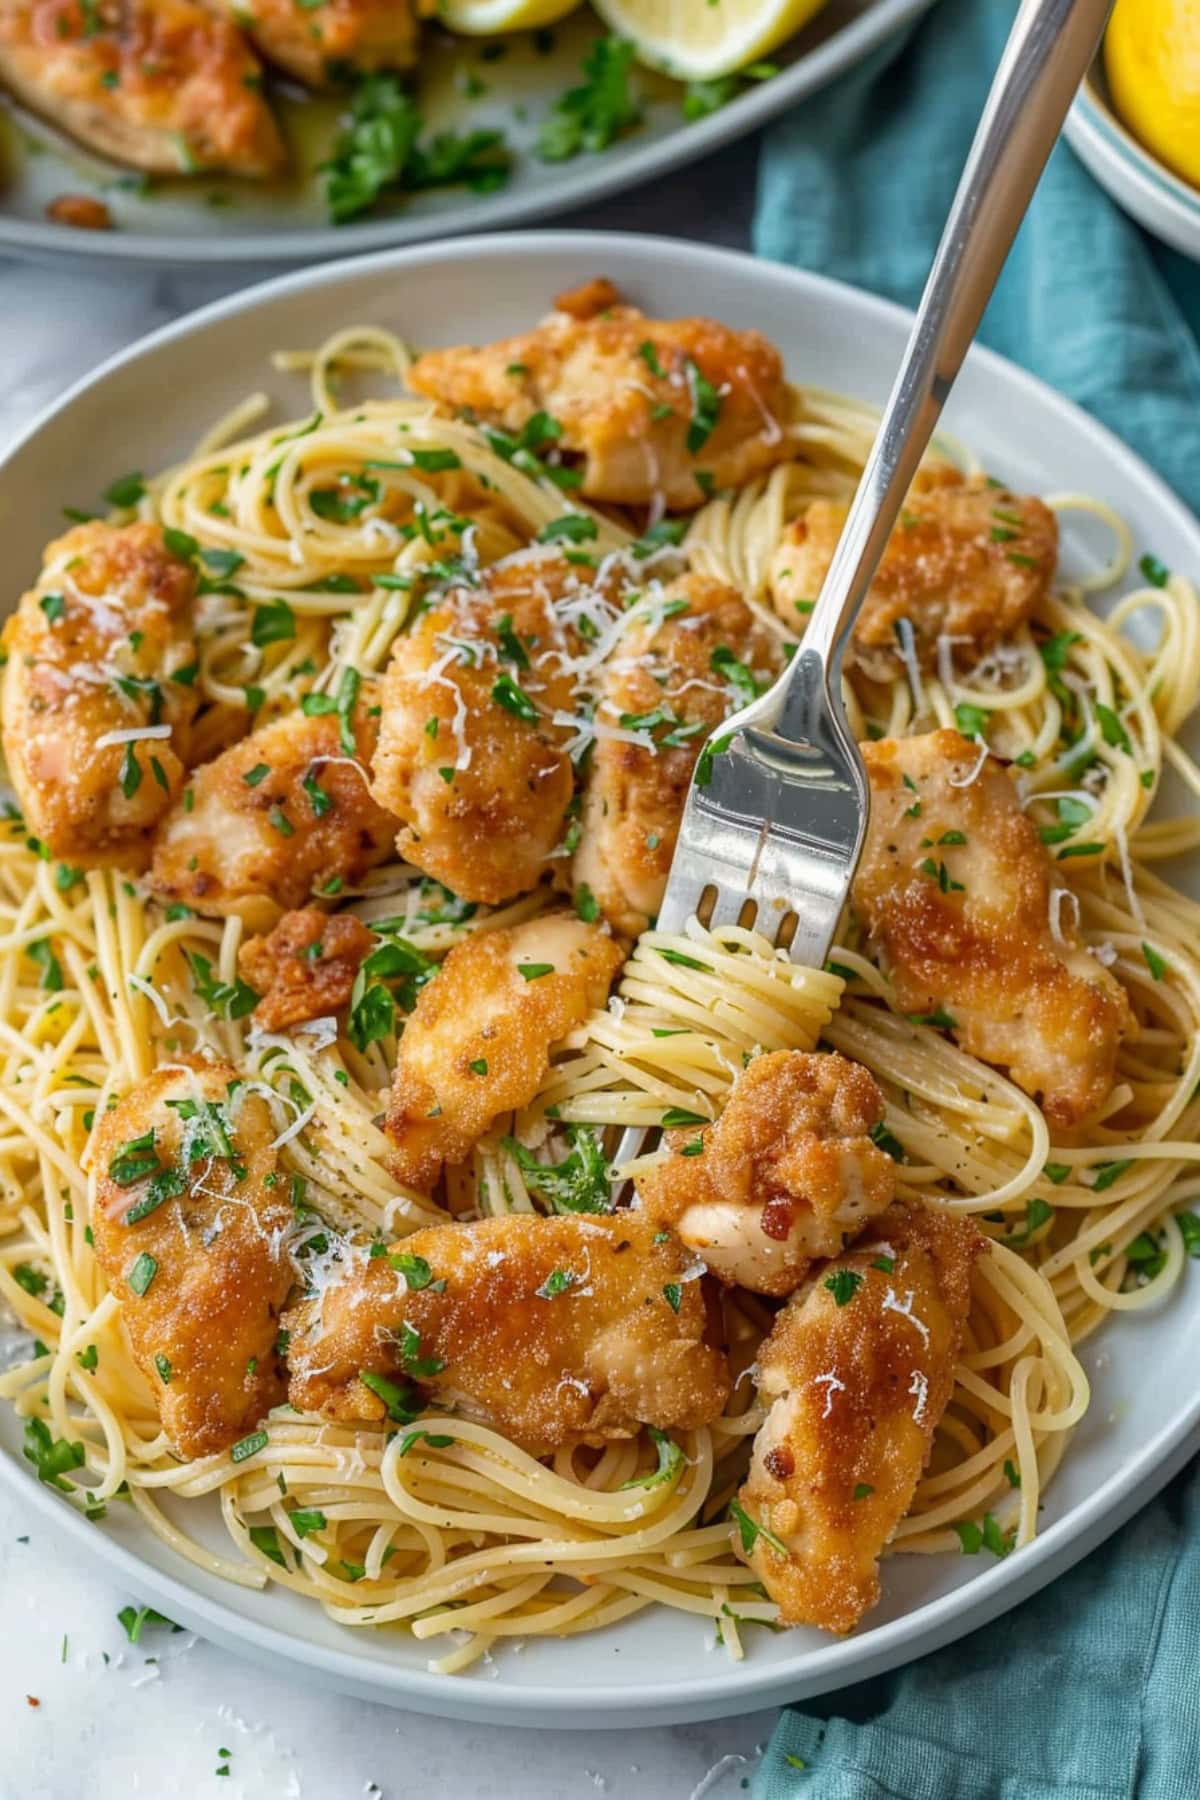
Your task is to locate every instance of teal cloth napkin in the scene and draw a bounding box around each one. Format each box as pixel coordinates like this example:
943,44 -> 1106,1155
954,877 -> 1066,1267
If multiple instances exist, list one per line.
751,3 -> 1200,1795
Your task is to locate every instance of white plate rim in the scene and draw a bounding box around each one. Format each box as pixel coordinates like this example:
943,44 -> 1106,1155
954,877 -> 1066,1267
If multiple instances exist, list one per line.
1,228 -> 1198,1727
0,0 -> 934,267
1065,72 -> 1200,259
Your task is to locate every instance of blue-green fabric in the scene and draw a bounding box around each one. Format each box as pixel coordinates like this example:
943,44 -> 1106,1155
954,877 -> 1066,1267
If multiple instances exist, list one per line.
753,0 -> 1200,517
751,4 -> 1200,1795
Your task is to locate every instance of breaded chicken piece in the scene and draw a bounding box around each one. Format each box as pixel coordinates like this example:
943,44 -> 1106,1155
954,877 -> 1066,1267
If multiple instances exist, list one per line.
90,1058 -> 294,1460
768,470 -> 1058,684
2,522 -> 198,868
149,698 -> 397,932
238,906 -> 375,1032
385,913 -> 622,1191
635,1051 -> 895,1297
737,1201 -> 984,1633
573,573 -> 781,937
0,0 -> 285,177
218,0 -> 421,89
856,731 -> 1129,1128
285,1212 -> 730,1454
370,552 -> 582,906
408,287 -> 795,511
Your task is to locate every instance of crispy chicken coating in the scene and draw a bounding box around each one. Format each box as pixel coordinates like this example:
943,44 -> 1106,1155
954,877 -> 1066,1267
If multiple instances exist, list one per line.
635,1050 -> 895,1297
238,906 -> 375,1032
2,522 -> 198,868
370,551 -> 583,907
856,731 -> 1129,1129
767,470 -> 1058,684
385,913 -> 622,1191
573,572 -> 781,937
217,0 -> 422,88
408,287 -> 796,511
149,699 -> 397,932
285,1212 -> 730,1454
0,0 -> 285,176
737,1201 -> 984,1633
90,1058 -> 294,1460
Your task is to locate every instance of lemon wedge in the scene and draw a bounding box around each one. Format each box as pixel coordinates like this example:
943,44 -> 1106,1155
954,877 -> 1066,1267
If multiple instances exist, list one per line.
1105,0 -> 1200,190
589,0 -> 828,80
436,0 -> 583,34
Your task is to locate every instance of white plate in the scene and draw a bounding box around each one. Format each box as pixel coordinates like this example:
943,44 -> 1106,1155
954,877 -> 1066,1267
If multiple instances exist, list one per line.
1065,58 -> 1200,262
1,231 -> 1198,1728
0,0 -> 932,266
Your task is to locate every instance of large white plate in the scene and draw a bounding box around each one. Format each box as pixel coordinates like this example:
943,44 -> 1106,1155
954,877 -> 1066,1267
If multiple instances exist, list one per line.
0,0 -> 933,266
1065,57 -> 1200,263
1,232 -> 1198,1729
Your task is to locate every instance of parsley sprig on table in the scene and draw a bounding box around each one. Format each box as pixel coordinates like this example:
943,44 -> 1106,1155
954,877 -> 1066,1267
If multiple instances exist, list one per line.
323,77 -> 511,226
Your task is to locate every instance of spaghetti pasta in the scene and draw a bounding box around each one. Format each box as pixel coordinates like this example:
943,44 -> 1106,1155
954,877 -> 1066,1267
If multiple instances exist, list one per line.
2,320 -> 1198,1673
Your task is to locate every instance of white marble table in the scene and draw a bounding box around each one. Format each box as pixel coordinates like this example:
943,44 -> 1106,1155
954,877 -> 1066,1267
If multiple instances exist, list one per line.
0,142 -> 784,1800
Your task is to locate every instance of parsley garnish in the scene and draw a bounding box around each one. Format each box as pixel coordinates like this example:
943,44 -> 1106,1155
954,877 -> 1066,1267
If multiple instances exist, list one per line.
537,36 -> 641,162
823,1269 -> 863,1306
729,1497 -> 789,1559
504,1127 -> 611,1214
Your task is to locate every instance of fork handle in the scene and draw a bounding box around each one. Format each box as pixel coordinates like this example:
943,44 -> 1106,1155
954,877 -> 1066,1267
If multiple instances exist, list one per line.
785,0 -> 1114,694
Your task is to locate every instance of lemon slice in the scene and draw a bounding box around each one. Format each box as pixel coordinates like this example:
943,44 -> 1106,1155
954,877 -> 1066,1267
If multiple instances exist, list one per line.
1105,0 -> 1200,190
590,0 -> 829,80
436,0 -> 584,33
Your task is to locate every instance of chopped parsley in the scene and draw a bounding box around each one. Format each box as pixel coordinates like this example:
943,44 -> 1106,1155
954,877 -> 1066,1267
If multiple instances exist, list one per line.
684,359 -> 721,455
729,1496 -> 789,1559
230,1430 -> 268,1465
127,1252 -> 158,1296
536,1268 -> 576,1300
823,1269 -> 863,1307
536,35 -> 641,162
503,1126 -> 611,1214
23,1416 -> 84,1492
324,76 -> 510,224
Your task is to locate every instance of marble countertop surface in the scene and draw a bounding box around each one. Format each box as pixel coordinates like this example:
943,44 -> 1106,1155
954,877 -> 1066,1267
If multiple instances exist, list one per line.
0,139 -> 784,1800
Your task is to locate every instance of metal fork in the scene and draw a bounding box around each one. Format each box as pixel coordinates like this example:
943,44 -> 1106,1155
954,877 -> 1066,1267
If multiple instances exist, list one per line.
614,0 -> 1114,1172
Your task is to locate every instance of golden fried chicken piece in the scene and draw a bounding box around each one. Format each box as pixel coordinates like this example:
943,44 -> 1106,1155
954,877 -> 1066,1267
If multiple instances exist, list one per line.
856,731 -> 1129,1129
238,906 -> 375,1032
737,1201 -> 984,1633
635,1051 -> 895,1297
90,1058 -> 294,1461
408,287 -> 795,511
0,0 -> 285,176
2,522 -> 198,868
768,470 -> 1058,684
370,552 -> 584,907
285,1212 -> 730,1454
573,572 -> 781,937
385,913 -> 622,1191
149,697 -> 397,932
219,0 -> 421,89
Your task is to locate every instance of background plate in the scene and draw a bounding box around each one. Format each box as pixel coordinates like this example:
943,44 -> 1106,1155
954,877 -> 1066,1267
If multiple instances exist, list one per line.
1,231 -> 1198,1727
1066,58 -> 1200,262
0,0 -> 932,265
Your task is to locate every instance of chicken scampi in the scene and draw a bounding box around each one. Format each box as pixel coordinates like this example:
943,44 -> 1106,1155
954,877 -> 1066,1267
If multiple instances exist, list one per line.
856,730 -> 1129,1128
0,0 -> 285,176
285,1211 -> 730,1454
90,1059 -> 294,1460
768,468 -> 1058,685
5,284 -> 1144,1661
736,1201 -> 985,1633
2,522 -> 199,866
408,280 -> 798,512
385,914 -> 622,1192
635,1050 -> 897,1297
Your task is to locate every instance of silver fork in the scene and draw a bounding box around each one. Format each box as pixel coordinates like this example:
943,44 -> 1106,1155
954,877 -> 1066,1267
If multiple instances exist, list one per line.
614,0 -> 1114,1173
